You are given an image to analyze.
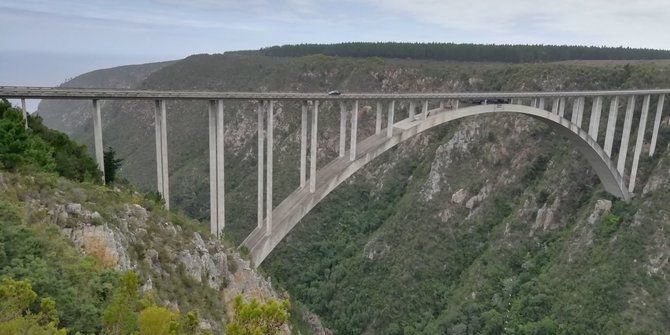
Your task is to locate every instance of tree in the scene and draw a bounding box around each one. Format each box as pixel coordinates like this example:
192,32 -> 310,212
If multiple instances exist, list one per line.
0,277 -> 67,335
103,146 -> 124,184
226,295 -> 290,335
102,271 -> 139,335
138,306 -> 178,335
0,100 -> 55,172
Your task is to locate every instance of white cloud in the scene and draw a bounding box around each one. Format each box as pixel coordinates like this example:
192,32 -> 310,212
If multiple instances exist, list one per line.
357,0 -> 670,48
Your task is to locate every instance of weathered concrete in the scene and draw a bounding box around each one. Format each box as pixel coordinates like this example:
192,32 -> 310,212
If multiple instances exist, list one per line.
350,100 -> 358,161
650,95 -> 666,156
571,97 -> 585,128
422,100 -> 429,120
209,100 -> 218,235
159,100 -> 169,209
588,96 -> 603,140
300,101 -> 307,188
257,102 -> 264,229
156,100 -> 164,196
266,101 -> 273,236
617,96 -> 636,175
216,99 -> 225,236
629,95 -> 650,192
538,97 -> 545,110
242,103 -> 630,265
20,98 -> 27,129
310,101 -> 318,193
339,103 -> 346,157
558,97 -> 566,117
92,100 -> 105,183
409,101 -> 416,120
603,96 -> 619,157
387,100 -> 395,138
376,102 -> 382,134
552,98 -> 559,114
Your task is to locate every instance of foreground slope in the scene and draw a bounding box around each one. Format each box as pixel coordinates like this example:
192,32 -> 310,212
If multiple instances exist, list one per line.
38,53 -> 670,334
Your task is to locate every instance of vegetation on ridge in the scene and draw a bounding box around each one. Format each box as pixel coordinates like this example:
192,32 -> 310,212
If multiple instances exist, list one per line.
255,42 -> 670,62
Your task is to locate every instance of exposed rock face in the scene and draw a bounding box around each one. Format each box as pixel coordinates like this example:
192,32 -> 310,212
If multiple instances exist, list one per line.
40,198 -> 285,333
451,189 -> 468,205
63,224 -> 133,270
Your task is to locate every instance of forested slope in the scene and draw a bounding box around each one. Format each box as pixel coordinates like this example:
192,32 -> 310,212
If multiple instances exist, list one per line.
38,50 -> 670,334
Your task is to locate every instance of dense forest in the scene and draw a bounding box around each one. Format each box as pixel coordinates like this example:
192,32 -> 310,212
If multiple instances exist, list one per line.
253,42 -> 670,63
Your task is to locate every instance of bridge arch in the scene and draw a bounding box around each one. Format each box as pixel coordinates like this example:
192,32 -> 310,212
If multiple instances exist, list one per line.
242,103 -> 630,265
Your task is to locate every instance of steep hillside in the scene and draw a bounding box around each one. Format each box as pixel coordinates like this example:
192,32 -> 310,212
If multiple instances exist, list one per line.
38,54 -> 670,334
0,101 -> 287,334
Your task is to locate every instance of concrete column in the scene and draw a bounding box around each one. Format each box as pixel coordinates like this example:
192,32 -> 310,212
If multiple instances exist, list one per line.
155,101 -> 164,196
20,98 -> 27,129
421,100 -> 428,120
208,100 -> 218,235
160,100 -> 169,209
387,100 -> 395,138
649,95 -> 665,156
551,98 -> 559,114
300,101 -> 308,188
531,98 -> 537,108
92,100 -> 105,184
558,97 -> 566,117
571,97 -> 584,127
350,100 -> 358,161
216,99 -> 225,236
454,99 -> 459,109
339,103 -> 346,157
409,101 -> 415,120
266,101 -> 274,236
629,95 -> 650,192
588,96 -> 603,140
538,98 -> 545,110
310,101 -> 318,193
375,102 -> 382,135
440,101 -> 444,109
617,96 -> 636,175
603,97 -> 619,157
257,101 -> 264,229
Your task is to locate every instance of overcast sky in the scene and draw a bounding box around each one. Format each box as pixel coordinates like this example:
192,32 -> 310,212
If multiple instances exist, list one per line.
2,0 -> 670,108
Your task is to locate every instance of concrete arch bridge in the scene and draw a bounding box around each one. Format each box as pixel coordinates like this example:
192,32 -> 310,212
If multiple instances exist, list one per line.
1,87 -> 668,265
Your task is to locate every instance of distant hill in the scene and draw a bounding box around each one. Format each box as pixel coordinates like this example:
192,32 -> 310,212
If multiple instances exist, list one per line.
37,60 -> 175,136
244,42 -> 670,63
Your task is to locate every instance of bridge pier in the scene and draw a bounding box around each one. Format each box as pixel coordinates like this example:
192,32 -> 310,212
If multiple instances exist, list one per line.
650,95 -> 666,156
339,102 -> 347,157
310,101 -> 319,193
154,100 -> 170,209
208,100 -> 224,236
266,101 -> 274,236
387,100 -> 395,138
558,98 -> 566,117
92,100 -> 105,184
552,98 -> 559,114
350,100 -> 358,161
571,97 -> 585,127
604,97 -> 620,157
20,98 -> 27,129
257,101 -> 265,229
617,96 -> 636,175
588,96 -> 603,140
421,100 -> 428,120
409,101 -> 416,120
300,101 -> 308,187
538,98 -> 545,110
376,102 -> 382,134
629,95 -> 650,192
